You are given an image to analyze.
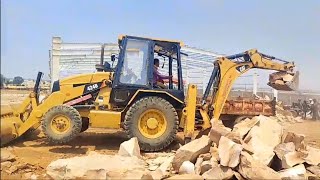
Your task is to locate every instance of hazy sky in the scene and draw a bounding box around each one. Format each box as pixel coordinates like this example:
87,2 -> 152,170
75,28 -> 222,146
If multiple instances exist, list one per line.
1,0 -> 320,90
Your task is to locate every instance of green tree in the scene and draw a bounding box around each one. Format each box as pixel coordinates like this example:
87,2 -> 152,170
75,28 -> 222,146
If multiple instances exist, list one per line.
0,74 -> 6,88
13,76 -> 24,85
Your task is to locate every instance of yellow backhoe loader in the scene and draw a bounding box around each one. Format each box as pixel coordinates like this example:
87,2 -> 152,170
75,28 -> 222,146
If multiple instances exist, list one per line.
0,35 -> 299,151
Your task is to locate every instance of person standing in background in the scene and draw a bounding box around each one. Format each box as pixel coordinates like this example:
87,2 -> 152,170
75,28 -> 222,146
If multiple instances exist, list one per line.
302,100 -> 308,119
311,99 -> 319,120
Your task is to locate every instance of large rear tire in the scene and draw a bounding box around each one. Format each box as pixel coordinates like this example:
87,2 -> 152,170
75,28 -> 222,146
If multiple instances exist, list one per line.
41,105 -> 82,144
124,97 -> 179,152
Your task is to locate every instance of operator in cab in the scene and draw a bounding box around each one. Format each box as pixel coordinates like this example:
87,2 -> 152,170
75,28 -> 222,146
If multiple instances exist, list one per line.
153,58 -> 172,89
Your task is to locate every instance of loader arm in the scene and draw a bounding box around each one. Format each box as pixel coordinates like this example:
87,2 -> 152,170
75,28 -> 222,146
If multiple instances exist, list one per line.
202,49 -> 298,123
0,72 -> 68,146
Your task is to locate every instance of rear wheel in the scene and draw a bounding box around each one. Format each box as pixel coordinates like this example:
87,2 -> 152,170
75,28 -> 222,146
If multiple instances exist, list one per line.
41,105 -> 82,144
124,97 -> 179,152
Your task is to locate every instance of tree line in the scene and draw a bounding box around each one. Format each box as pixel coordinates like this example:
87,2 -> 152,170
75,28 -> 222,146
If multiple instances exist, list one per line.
1,74 -> 25,88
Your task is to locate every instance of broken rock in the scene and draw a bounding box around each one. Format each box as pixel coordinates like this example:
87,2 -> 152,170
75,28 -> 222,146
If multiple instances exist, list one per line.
243,115 -> 282,165
279,164 -> 306,180
148,165 -> 158,171
1,149 -> 16,162
274,142 -> 304,168
147,155 -> 174,173
157,155 -> 174,175
281,151 -> 305,168
251,144 -> 275,166
233,171 -> 245,180
242,133 -> 274,166
238,152 -> 281,180
274,142 -> 296,158
149,169 -> 167,180
46,151 -> 147,179
24,172 -> 33,179
7,164 -> 18,174
225,131 -> 242,144
194,157 -> 203,175
149,156 -> 175,180
179,161 -> 195,174
141,172 -> 154,180
167,174 -> 204,180
202,165 -> 234,180
304,146 -> 320,166
199,153 -> 211,161
118,137 -> 142,158
306,172 -> 319,180
275,80 -> 285,85
209,123 -> 231,145
282,132 -> 306,151
172,135 -> 211,171
307,166 -> 320,178
244,115 -> 283,149
232,117 -> 260,139
200,161 -> 212,175
30,174 -> 38,180
1,161 -> 12,170
218,136 -> 243,168
241,143 -> 254,154
209,146 -> 220,162
282,74 -> 294,82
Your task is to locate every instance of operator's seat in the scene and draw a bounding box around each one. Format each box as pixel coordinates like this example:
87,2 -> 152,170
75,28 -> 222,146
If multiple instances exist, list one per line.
95,62 -> 112,72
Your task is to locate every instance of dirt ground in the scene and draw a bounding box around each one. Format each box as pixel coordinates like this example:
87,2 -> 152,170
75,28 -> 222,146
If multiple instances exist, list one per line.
1,89 -> 320,179
284,120 -> 320,148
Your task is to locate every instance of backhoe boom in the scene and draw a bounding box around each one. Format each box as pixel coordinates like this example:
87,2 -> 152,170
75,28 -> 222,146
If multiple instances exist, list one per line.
202,49 -> 298,123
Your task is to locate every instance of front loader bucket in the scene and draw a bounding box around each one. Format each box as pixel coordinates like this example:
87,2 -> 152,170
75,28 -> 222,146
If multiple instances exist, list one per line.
268,71 -> 299,91
0,104 -> 26,146
0,113 -> 19,146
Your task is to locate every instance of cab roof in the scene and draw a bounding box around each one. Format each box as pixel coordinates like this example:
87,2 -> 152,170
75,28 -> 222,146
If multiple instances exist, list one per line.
118,34 -> 184,47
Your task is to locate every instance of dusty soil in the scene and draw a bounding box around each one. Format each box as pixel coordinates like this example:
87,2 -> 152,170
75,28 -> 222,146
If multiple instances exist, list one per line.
1,89 -> 320,179
284,120 -> 320,148
1,129 -> 129,179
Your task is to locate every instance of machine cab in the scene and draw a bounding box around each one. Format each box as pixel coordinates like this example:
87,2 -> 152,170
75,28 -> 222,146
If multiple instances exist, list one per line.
110,35 -> 185,106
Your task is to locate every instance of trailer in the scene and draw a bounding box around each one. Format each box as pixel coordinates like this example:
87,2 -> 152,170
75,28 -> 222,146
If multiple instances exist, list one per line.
221,98 -> 276,123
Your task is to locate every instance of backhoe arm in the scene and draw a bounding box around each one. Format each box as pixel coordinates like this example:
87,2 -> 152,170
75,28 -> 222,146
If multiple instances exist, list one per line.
203,49 -> 298,123
228,49 -> 295,71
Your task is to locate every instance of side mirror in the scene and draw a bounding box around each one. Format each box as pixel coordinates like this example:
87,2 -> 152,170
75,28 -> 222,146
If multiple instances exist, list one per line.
111,55 -> 116,62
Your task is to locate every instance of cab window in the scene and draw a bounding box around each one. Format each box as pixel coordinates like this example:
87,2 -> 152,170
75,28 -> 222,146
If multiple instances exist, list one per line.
119,39 -> 149,85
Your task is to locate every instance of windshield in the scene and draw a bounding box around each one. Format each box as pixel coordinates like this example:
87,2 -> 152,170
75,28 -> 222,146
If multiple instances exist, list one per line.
119,39 -> 149,85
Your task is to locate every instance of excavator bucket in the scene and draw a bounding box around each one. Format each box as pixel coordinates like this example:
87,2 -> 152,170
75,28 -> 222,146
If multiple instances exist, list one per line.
268,71 -> 299,91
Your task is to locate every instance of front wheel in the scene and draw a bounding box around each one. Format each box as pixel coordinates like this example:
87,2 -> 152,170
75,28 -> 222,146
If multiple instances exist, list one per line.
124,97 -> 179,152
41,105 -> 82,144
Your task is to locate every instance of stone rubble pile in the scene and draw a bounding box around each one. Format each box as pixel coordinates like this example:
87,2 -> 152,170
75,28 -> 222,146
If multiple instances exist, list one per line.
273,105 -> 304,125
1,147 -> 39,179
44,115 -> 320,180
